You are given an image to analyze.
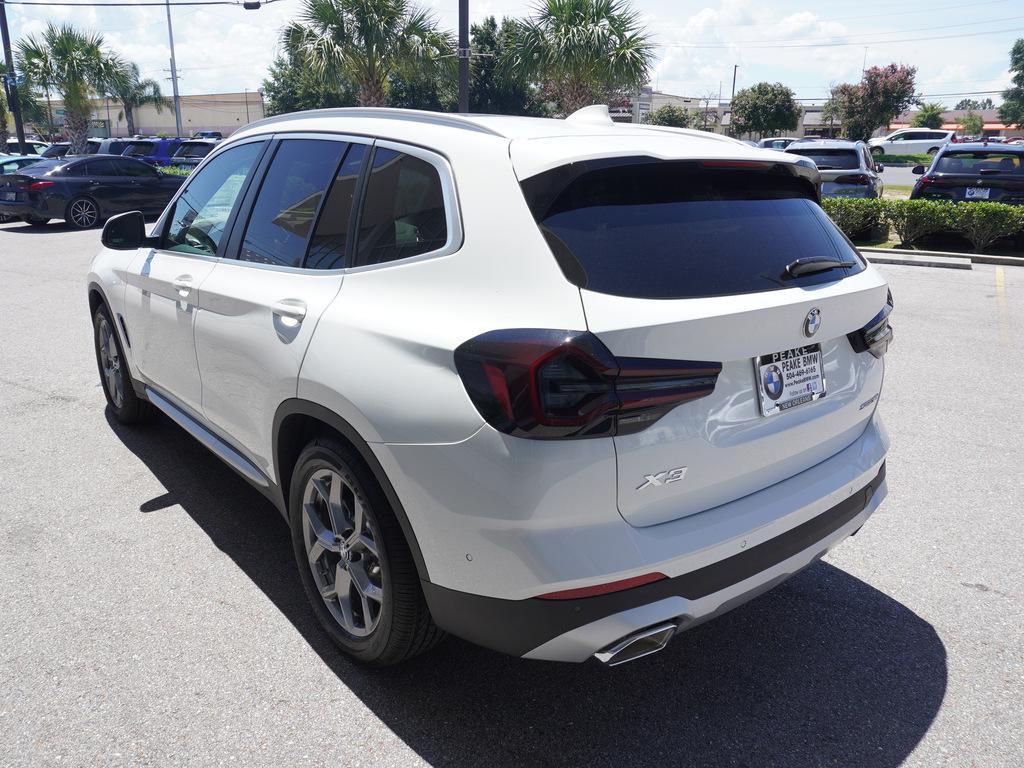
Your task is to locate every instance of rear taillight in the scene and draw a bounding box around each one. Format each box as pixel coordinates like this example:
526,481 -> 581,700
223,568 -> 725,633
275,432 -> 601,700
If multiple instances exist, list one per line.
453,329 -> 722,439
26,180 -> 55,191
834,174 -> 869,185
848,290 -> 894,358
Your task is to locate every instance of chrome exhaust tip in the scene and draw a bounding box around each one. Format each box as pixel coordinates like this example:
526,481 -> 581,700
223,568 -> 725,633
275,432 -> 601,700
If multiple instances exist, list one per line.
593,622 -> 677,666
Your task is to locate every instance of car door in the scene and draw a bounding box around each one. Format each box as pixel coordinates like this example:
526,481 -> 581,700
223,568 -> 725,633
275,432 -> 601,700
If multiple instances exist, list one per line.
73,157 -> 131,214
113,158 -> 165,213
194,135 -> 368,477
122,139 -> 268,414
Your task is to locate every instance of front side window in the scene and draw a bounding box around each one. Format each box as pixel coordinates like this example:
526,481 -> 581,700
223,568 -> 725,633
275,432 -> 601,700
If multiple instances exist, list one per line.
163,141 -> 264,256
116,159 -> 158,178
124,142 -> 155,157
355,148 -> 448,266
175,142 -> 214,159
80,159 -> 119,176
306,143 -> 368,270
521,161 -> 863,300
238,139 -> 348,268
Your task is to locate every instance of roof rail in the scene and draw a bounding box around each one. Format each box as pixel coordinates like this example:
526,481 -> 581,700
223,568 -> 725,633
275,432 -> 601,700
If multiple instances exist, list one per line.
240,107 -> 506,138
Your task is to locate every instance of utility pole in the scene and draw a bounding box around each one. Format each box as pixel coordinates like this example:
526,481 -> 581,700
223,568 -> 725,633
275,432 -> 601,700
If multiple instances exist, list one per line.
244,88 -> 250,123
1,0 -> 29,154
730,64 -> 738,101
164,0 -> 183,136
457,0 -> 468,113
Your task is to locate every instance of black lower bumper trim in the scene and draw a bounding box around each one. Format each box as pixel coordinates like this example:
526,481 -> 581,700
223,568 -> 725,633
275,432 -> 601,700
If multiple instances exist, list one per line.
422,462 -> 885,658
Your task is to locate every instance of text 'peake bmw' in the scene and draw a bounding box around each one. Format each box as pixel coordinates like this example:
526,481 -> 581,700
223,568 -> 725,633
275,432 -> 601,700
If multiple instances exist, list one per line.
87,106 -> 892,667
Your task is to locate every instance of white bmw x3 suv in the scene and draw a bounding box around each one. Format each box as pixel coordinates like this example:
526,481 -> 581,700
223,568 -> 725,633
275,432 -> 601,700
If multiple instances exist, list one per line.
88,106 -> 892,667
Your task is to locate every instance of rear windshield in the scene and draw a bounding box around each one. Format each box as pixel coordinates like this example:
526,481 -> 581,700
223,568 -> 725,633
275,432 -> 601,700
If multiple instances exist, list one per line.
934,151 -> 1024,173
522,161 -> 863,300
123,141 -> 156,156
175,142 -> 213,158
785,148 -> 860,170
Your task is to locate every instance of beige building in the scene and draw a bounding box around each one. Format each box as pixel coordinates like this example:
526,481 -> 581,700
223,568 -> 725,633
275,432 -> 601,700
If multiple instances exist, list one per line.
39,91 -> 266,139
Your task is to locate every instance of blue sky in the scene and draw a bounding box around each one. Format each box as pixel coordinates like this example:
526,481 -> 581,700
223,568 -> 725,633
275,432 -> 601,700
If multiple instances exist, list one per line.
5,0 -> 1019,103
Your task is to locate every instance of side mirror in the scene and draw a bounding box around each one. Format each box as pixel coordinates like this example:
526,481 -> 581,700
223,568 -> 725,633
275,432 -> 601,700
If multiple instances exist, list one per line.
911,165 -> 926,175
875,163 -> 884,173
101,210 -> 148,250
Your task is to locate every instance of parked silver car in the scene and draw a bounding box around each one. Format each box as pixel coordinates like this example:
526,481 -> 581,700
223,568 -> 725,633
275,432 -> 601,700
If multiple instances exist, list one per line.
786,139 -> 884,199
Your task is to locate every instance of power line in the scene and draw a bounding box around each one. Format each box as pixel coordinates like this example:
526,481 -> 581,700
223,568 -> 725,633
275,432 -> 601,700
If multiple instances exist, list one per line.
1,0 -> 288,6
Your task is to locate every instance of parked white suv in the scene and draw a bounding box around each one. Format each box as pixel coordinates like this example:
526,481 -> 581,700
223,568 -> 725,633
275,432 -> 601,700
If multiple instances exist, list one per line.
88,107 -> 892,667
868,128 -> 955,156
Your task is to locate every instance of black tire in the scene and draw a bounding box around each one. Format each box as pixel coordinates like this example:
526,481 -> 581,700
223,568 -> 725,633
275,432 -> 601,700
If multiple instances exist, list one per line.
870,146 -> 884,157
927,147 -> 939,155
66,196 -> 100,229
289,436 -> 444,666
92,303 -> 151,423
24,216 -> 50,226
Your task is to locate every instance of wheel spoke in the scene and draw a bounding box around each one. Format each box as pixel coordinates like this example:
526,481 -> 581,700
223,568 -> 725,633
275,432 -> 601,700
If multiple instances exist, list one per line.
349,532 -> 378,558
303,501 -> 339,564
349,561 -> 383,605
350,494 -> 364,537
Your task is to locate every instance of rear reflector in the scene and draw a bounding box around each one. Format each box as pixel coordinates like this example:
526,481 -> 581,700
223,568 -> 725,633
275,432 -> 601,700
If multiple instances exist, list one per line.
537,572 -> 667,600
27,180 -> 55,191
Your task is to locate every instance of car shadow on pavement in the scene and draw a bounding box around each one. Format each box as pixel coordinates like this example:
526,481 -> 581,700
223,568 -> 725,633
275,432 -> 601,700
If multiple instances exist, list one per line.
108,410 -> 948,768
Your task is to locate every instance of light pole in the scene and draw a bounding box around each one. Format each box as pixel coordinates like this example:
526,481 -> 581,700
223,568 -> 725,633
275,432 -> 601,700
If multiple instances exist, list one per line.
457,0 -> 468,113
165,0 -> 183,136
0,0 -> 29,153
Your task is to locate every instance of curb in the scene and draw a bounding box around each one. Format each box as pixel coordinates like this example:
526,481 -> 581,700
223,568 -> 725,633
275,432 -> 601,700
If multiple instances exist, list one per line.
861,247 -> 1024,269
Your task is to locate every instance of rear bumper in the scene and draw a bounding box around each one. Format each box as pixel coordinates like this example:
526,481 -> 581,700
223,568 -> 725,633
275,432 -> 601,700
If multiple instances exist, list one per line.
425,461 -> 886,661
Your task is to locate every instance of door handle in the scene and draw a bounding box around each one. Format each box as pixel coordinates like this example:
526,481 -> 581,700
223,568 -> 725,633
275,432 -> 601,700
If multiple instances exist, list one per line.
272,300 -> 307,323
172,275 -> 193,298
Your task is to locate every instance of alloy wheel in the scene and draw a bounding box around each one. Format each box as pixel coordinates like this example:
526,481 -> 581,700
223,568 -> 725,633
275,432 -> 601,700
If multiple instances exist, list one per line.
302,468 -> 384,637
69,198 -> 98,228
97,316 -> 124,408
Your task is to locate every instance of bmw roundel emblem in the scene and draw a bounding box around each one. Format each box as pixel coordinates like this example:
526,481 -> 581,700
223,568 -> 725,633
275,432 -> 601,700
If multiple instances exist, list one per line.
804,308 -> 821,338
763,364 -> 784,401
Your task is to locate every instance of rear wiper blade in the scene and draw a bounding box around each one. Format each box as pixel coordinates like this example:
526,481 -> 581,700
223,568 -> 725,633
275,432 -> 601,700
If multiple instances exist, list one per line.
785,256 -> 856,278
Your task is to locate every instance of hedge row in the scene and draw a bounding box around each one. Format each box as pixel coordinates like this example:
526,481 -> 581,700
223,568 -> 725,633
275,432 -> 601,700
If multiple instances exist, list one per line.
821,198 -> 1024,253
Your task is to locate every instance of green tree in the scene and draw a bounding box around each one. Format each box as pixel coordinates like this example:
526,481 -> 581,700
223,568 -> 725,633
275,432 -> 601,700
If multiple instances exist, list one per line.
825,64 -> 917,141
469,16 -> 547,116
106,62 -> 167,136
17,24 -> 124,153
729,81 -> 801,138
643,104 -> 690,128
388,67 -> 454,110
911,101 -> 945,129
282,0 -> 453,108
959,110 -> 984,136
999,39 -> 1024,129
954,97 -> 994,110
502,0 -> 653,116
262,53 -> 357,115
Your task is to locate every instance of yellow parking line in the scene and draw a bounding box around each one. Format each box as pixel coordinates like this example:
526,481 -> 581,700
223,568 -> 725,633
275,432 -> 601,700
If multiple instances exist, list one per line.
995,266 -> 1009,346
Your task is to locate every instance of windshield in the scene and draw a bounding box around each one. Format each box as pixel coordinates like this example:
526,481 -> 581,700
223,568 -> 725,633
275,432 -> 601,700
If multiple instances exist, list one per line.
934,152 -> 1024,173
521,161 -> 863,300
175,142 -> 213,159
785,148 -> 860,170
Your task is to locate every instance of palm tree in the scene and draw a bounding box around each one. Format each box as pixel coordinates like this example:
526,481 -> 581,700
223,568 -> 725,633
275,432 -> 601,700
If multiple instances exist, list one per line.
107,62 -> 168,136
911,101 -> 946,129
502,0 -> 653,116
16,24 -> 124,154
282,0 -> 453,108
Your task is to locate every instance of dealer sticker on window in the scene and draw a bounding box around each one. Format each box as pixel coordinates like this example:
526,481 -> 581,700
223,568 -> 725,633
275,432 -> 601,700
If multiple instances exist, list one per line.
754,344 -> 827,417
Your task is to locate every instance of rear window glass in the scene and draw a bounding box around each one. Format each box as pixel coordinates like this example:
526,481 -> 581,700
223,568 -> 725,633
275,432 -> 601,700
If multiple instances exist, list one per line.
934,152 -> 1023,173
124,141 -> 156,156
175,142 -> 213,159
522,161 -> 863,300
785,148 -> 860,170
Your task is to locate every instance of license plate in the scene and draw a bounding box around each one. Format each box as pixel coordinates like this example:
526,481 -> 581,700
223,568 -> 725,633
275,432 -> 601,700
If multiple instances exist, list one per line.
2,192 -> 15,201
754,344 -> 826,417
965,187 -> 990,199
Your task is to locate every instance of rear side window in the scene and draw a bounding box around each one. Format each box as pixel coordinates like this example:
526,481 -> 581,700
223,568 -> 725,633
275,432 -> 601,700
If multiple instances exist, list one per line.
176,142 -> 213,159
523,161 -> 863,300
124,142 -> 155,157
81,159 -> 119,175
786,148 -> 860,170
238,139 -> 348,268
116,159 -> 158,178
355,148 -> 448,266
163,141 -> 264,256
306,143 -> 368,270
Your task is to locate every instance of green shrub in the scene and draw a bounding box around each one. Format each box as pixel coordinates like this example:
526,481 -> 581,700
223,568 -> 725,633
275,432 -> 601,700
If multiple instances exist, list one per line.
161,165 -> 192,177
875,153 -> 932,164
951,202 -> 1024,252
882,199 -> 954,247
821,197 -> 886,238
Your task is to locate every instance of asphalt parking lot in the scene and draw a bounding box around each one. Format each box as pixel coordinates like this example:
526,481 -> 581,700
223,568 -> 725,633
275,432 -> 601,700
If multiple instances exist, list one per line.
1,220 -> 1022,767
